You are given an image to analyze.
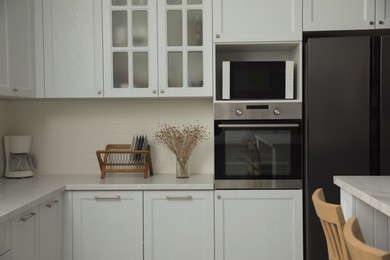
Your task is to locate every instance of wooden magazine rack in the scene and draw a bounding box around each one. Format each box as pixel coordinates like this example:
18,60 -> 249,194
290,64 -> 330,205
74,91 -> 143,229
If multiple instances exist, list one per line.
96,144 -> 153,179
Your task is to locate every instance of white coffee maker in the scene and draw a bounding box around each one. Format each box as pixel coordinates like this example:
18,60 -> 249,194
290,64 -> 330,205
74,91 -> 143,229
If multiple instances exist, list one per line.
4,135 -> 36,178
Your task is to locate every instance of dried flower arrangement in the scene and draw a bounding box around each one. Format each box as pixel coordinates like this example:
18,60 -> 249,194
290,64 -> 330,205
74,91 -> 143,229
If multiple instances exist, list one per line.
153,123 -> 209,178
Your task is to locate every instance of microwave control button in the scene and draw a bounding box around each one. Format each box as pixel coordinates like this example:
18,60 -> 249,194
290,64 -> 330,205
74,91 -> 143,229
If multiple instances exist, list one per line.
236,109 -> 243,116
273,108 -> 280,115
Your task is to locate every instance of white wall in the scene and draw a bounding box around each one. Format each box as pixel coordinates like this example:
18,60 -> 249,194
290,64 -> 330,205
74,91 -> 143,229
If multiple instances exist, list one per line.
5,99 -> 214,176
0,100 -> 7,177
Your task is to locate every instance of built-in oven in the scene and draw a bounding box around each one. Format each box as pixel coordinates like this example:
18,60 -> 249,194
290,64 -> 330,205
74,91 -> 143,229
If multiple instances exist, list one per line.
214,102 -> 302,189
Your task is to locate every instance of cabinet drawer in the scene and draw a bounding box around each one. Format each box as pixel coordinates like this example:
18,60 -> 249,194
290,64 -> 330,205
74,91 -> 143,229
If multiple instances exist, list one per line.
0,221 -> 10,255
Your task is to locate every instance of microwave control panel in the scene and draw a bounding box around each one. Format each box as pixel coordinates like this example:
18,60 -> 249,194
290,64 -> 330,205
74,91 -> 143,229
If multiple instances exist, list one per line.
214,102 -> 302,120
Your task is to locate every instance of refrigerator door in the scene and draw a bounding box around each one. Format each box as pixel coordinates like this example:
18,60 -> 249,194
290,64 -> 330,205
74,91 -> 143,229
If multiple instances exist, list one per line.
380,36 -> 390,175
305,36 -> 371,260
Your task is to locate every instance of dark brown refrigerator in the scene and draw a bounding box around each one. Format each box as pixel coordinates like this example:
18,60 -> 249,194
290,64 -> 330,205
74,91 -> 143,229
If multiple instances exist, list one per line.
305,34 -> 390,260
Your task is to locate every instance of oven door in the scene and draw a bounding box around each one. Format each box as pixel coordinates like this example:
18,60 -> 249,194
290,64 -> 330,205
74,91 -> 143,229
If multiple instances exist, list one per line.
214,120 -> 302,189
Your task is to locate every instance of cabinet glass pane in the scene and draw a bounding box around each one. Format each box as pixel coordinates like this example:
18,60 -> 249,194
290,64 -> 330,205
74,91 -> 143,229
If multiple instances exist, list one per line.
187,10 -> 202,46
133,53 -> 148,88
113,52 -> 129,88
112,0 -> 127,5
112,11 -> 128,47
132,11 -> 148,47
187,0 -> 202,4
167,0 -> 182,4
168,52 -> 183,88
188,51 -> 203,87
132,0 -> 147,5
167,11 -> 182,46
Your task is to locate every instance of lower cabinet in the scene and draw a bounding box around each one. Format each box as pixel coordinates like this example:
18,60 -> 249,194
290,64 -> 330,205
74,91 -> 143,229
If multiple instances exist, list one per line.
39,194 -> 63,260
215,189 -> 303,260
11,206 -> 40,260
144,191 -> 214,260
72,191 -> 143,260
72,190 -> 214,260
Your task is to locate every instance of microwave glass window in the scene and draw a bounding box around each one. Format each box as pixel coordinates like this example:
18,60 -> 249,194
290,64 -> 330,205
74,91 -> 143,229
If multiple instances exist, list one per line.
229,62 -> 286,100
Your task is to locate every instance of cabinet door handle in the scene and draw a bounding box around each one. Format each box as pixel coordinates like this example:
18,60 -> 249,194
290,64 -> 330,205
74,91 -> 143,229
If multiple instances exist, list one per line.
166,195 -> 192,200
379,20 -> 384,25
160,89 -> 165,94
12,88 -> 18,92
94,195 -> 121,200
216,195 -> 221,199
20,212 -> 36,222
216,34 -> 221,38
97,90 -> 102,95
369,21 -> 375,25
46,200 -> 59,208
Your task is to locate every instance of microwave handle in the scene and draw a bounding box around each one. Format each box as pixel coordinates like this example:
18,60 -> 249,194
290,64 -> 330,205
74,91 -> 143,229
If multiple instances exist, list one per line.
217,124 -> 299,128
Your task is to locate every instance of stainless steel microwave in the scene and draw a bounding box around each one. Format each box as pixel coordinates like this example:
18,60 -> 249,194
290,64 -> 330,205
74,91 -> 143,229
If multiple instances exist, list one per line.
222,61 -> 294,100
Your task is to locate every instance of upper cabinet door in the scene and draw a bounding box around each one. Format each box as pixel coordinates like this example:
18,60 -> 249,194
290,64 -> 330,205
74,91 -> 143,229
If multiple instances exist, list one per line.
158,0 -> 212,97
303,0 -> 375,31
43,0 -> 103,98
376,0 -> 390,29
0,0 -> 36,98
213,0 -> 302,43
103,0 -> 158,98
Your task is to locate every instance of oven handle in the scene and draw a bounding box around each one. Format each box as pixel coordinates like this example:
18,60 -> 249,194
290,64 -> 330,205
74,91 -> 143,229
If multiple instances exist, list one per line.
217,124 -> 300,128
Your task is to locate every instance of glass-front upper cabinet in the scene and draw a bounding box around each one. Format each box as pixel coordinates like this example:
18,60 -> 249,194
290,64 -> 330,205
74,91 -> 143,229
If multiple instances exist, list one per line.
103,0 -> 212,97
103,0 -> 158,97
158,0 -> 212,97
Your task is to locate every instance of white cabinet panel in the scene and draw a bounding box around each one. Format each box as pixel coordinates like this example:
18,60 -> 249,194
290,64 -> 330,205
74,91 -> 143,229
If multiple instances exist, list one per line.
213,0 -> 302,42
73,191 -> 143,260
144,191 -> 214,260
303,0 -> 387,31
39,195 -> 63,260
215,189 -> 303,260
0,221 -> 10,256
11,206 -> 39,260
43,0 -> 103,98
0,0 -> 36,97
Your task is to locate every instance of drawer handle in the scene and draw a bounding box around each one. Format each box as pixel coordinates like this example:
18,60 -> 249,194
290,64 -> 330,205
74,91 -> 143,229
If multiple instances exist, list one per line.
46,200 -> 59,208
166,195 -> 192,200
20,212 -> 36,222
94,195 -> 121,200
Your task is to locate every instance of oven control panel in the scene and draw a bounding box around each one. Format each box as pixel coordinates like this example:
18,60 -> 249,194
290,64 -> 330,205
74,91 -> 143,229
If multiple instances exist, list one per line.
215,102 -> 302,120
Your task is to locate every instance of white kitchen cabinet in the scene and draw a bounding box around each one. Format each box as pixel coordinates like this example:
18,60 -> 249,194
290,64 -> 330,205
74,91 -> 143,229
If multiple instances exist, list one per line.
39,194 -> 63,260
42,0 -> 104,98
213,0 -> 302,43
144,190 -> 214,260
215,189 -> 303,260
11,206 -> 40,260
0,0 -> 38,98
303,0 -> 390,31
103,0 -> 212,98
72,191 -> 143,260
0,221 -> 10,256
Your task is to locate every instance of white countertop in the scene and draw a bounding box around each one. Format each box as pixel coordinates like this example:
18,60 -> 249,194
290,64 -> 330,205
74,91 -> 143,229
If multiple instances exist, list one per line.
334,176 -> 390,217
0,174 -> 214,223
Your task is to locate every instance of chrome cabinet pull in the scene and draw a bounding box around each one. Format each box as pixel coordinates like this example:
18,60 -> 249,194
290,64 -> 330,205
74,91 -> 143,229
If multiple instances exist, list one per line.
46,200 -> 59,208
20,212 -> 36,222
216,195 -> 221,199
369,21 -> 375,25
94,195 -> 121,200
379,20 -> 384,25
166,195 -> 192,200
218,124 -> 299,128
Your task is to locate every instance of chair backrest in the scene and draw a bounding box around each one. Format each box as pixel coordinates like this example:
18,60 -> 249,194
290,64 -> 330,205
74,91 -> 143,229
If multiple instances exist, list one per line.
343,217 -> 390,260
312,188 -> 351,260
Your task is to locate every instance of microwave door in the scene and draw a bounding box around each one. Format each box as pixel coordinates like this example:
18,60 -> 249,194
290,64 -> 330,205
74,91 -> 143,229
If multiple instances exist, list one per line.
222,61 -> 230,99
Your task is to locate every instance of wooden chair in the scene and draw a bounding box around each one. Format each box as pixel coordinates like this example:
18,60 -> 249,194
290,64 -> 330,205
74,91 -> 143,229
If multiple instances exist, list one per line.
312,188 -> 351,260
343,217 -> 390,260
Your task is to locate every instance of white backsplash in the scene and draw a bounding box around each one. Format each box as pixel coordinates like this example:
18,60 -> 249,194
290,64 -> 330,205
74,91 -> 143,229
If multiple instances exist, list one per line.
3,99 -> 214,176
